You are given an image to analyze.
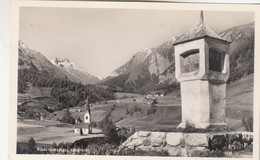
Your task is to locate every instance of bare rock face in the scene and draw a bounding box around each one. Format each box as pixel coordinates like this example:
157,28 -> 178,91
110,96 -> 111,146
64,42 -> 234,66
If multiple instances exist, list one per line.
51,58 -> 100,84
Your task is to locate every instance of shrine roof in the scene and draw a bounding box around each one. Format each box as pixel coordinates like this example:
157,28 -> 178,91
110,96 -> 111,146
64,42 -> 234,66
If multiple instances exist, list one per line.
174,12 -> 231,45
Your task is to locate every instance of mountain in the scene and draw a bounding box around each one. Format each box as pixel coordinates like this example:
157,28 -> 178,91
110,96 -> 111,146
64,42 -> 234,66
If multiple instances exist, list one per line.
50,58 -> 100,85
103,37 -> 178,93
219,22 -> 254,82
102,22 -> 254,93
18,41 -> 80,83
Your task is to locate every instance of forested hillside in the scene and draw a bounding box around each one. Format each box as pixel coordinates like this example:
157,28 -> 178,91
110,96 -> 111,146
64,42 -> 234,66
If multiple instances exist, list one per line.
18,42 -> 114,113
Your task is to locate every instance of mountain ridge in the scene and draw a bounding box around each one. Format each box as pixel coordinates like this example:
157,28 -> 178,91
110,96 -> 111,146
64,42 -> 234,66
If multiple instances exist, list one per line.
18,41 -> 100,85
50,58 -> 100,85
101,22 -> 254,93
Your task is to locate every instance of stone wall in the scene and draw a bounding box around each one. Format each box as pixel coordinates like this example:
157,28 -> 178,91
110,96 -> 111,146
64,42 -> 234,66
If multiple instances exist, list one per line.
119,131 -> 253,157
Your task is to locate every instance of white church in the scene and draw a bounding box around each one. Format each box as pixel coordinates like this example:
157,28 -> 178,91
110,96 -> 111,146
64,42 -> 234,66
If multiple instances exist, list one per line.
74,98 -> 92,135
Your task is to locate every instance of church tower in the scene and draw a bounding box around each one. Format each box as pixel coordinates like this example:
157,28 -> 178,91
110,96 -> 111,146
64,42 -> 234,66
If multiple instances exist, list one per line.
84,97 -> 91,124
173,11 -> 231,129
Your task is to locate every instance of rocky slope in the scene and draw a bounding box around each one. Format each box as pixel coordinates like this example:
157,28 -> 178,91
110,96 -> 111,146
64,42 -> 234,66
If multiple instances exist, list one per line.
51,58 -> 100,84
18,41 -> 80,83
18,41 -> 100,85
102,22 -> 254,93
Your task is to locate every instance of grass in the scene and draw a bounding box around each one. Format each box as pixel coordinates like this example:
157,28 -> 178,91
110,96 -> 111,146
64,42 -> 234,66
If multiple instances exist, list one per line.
17,74 -> 254,147
17,119 -> 104,144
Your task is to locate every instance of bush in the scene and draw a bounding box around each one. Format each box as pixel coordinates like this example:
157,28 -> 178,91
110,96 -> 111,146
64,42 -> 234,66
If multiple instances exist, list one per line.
28,137 -> 36,148
242,116 -> 253,132
60,108 -> 75,125
100,116 -> 119,143
125,105 -> 142,115
116,149 -> 169,156
86,143 -> 118,155
91,121 -> 97,128
146,99 -> 157,115
146,107 -> 156,115
76,117 -> 82,123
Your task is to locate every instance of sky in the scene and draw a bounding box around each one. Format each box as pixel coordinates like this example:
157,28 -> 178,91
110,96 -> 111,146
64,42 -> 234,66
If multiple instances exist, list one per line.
19,7 -> 254,78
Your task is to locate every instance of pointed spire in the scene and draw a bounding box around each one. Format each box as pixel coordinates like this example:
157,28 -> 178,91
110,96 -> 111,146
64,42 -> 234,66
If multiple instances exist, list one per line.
173,10 -> 230,45
200,10 -> 204,22
85,96 -> 90,112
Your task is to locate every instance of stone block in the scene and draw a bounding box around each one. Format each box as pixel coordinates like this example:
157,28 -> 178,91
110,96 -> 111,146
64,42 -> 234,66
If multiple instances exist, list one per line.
187,146 -> 209,157
185,133 -> 208,146
136,146 -> 153,152
132,132 -> 138,139
138,131 -> 151,137
142,139 -> 151,146
166,146 -> 181,156
150,132 -> 166,147
166,132 -> 183,147
131,138 -> 143,147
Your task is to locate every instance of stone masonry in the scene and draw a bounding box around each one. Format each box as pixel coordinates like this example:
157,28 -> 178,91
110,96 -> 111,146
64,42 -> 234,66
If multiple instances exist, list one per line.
119,131 -> 253,157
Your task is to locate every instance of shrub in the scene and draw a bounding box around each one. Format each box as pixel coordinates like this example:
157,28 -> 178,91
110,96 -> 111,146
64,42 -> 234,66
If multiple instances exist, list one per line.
146,99 -> 157,115
60,108 -> 75,125
51,142 -> 57,148
86,143 -> 118,155
76,117 -> 82,123
116,149 -> 169,156
146,107 -> 156,115
242,116 -> 253,132
91,121 -> 97,128
58,142 -> 66,149
101,116 -> 119,143
125,105 -> 142,115
28,137 -> 36,148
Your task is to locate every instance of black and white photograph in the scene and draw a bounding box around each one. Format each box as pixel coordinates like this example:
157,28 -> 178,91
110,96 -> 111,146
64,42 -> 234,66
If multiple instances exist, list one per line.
8,1 -> 260,159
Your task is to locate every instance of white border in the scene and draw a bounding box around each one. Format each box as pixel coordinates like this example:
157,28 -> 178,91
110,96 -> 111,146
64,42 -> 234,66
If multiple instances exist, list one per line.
9,1 -> 260,160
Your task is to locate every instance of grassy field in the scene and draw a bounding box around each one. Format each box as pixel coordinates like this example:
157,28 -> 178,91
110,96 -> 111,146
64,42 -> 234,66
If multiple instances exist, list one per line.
114,74 -> 254,131
17,74 -> 254,145
17,119 -> 104,144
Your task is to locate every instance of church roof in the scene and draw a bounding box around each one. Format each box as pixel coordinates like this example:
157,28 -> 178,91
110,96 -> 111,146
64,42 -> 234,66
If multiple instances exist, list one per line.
74,123 -> 90,128
174,11 -> 230,45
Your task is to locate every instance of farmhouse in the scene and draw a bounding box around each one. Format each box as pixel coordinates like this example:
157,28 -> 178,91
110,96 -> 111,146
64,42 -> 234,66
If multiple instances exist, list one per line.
74,98 -> 92,135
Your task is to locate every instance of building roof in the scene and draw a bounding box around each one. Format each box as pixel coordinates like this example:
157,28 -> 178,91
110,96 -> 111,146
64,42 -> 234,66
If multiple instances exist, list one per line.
74,123 -> 90,128
174,11 -> 230,45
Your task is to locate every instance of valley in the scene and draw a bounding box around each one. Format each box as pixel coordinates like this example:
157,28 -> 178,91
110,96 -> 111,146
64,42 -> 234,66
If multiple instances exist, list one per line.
16,20 -> 255,156
17,74 -> 254,145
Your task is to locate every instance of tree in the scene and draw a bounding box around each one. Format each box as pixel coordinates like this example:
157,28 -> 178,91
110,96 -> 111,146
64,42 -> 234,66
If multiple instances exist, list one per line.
51,142 -> 57,148
101,116 -> 118,143
60,108 -> 75,125
28,137 -> 36,148
77,117 -> 82,123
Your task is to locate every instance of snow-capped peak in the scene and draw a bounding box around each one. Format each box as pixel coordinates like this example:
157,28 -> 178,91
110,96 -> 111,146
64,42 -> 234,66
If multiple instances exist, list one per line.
50,57 -> 100,84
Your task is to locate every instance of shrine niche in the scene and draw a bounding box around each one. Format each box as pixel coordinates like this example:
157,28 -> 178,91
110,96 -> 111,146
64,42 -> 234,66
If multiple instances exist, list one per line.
180,49 -> 200,73
209,49 -> 225,72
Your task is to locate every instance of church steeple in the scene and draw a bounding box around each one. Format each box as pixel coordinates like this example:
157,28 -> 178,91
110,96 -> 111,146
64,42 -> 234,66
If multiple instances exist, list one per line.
85,96 -> 90,113
84,97 -> 91,124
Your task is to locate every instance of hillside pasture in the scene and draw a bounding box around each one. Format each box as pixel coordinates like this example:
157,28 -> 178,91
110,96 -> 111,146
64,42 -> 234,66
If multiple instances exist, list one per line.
112,74 -> 254,132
